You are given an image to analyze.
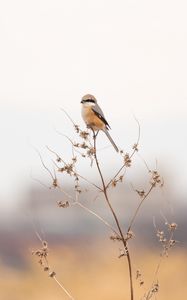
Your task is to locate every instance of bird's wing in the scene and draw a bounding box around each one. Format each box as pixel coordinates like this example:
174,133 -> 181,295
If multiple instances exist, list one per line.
92,103 -> 111,129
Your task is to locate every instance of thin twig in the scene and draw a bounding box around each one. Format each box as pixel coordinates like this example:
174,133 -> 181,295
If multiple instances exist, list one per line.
46,145 -> 66,164
127,185 -> 154,233
57,186 -> 119,236
106,117 -> 140,189
55,129 -> 83,156
30,171 -> 51,189
34,148 -> 55,181
53,276 -> 75,300
60,108 -> 77,126
73,201 -> 120,237
137,152 -> 151,172
76,173 -> 102,191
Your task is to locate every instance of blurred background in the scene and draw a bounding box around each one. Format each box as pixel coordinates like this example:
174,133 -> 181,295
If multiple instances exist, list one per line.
0,0 -> 187,299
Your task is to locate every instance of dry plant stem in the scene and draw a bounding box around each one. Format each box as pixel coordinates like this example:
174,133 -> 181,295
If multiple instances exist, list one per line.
53,276 -> 75,300
127,185 -> 154,233
92,132 -> 134,300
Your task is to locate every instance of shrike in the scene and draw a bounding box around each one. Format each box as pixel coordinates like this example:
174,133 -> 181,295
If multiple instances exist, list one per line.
81,94 -> 119,152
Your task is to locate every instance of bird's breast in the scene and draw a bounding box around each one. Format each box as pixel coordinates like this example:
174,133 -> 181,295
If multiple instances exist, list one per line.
81,106 -> 105,130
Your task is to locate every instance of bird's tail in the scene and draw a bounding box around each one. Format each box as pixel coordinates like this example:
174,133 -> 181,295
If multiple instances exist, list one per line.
103,129 -> 119,152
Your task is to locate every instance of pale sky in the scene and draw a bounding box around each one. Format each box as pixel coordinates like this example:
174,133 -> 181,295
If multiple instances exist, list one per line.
0,0 -> 187,208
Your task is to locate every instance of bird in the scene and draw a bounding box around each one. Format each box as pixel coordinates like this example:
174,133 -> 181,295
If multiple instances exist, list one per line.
81,94 -> 119,152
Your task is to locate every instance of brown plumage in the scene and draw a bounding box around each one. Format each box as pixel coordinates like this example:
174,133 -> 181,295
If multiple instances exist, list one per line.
81,94 -> 119,152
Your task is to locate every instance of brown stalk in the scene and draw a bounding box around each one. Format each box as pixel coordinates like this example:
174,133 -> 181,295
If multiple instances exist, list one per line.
92,131 -> 134,300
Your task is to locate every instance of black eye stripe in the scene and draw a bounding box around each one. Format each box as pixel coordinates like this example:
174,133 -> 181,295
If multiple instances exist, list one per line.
83,99 -> 95,103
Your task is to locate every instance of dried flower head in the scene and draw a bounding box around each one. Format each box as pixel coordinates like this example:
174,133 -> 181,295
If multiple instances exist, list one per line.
52,178 -> 58,188
110,234 -> 122,241
168,222 -> 178,231
49,271 -> 56,278
125,230 -> 134,241
155,220 -> 177,257
74,124 -> 80,133
151,282 -> 159,293
124,153 -> 132,167
136,189 -> 145,198
136,269 -> 144,286
79,130 -> 89,140
57,201 -> 70,208
64,164 -> 74,175
132,143 -> 138,151
111,175 -> 124,187
118,248 -> 127,258
150,170 -> 163,187
72,156 -> 77,163
73,142 -> 80,148
32,240 -> 49,270
156,230 -> 165,242
80,142 -> 89,149
87,147 -> 95,156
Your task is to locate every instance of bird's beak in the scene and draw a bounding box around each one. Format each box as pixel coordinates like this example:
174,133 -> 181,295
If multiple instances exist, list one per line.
80,100 -> 83,104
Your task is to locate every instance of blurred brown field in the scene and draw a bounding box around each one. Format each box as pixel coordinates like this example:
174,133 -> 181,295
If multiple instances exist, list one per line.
1,241 -> 187,300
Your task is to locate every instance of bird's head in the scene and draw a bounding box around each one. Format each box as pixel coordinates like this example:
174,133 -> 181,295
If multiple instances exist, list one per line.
81,94 -> 97,106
